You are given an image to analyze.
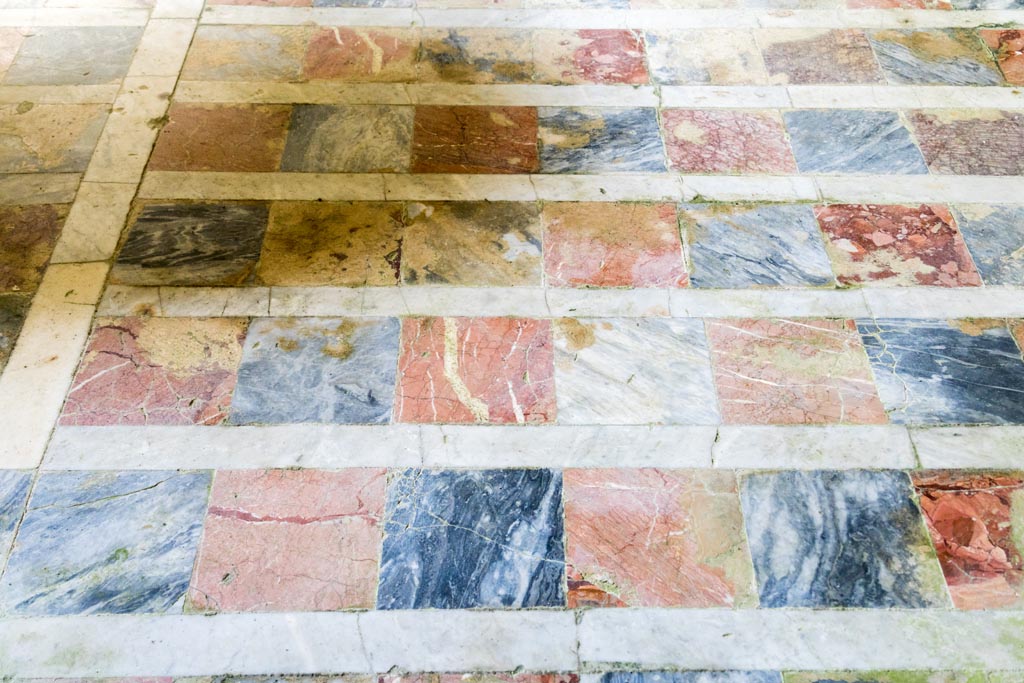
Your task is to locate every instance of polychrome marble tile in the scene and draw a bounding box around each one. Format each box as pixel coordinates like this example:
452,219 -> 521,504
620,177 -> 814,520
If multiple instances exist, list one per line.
189,469 -> 386,612
758,29 -> 884,84
395,317 -> 555,424
645,30 -> 767,85
784,674 -> 978,683
533,30 -> 649,85
680,204 -> 834,288
0,204 -> 67,292
60,317 -> 248,426
180,25 -> 308,81
111,203 -> 269,287
377,468 -> 565,609
1,470 -> 211,615
707,318 -> 887,425
815,204 -> 981,287
951,0 -> 1024,6
858,319 -> 1024,424
913,471 -> 1024,609
257,201 -> 404,287
0,103 -> 108,173
401,201 -> 542,286
602,674 -> 781,683
411,106 -> 539,174
662,110 -> 796,174
869,29 -> 1003,86
564,469 -> 755,608
303,27 -> 418,82
3,27 -> 142,85
148,104 -> 291,173
784,110 -> 928,174
0,471 -> 31,564
542,202 -> 687,288
553,318 -> 719,425
231,317 -> 400,425
417,28 -> 535,84
741,469 -> 947,608
538,108 -> 665,174
981,29 -> 1024,85
848,0 -> 951,6
280,105 -> 413,173
952,204 -> 1024,285
909,110 -> 1024,176
0,294 -> 29,374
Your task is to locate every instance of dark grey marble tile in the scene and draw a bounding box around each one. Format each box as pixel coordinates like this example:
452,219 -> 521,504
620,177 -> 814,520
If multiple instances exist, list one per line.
868,29 -> 1003,86
4,27 -> 143,85
280,105 -> 413,173
784,110 -> 928,174
538,107 -> 667,174
0,293 -> 29,374
953,204 -> 1024,285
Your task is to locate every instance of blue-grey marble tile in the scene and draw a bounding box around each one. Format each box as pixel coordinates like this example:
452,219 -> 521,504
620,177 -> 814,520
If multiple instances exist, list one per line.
741,470 -> 948,609
4,27 -> 143,85
111,203 -> 269,286
280,105 -> 413,173
681,204 -> 834,288
231,317 -> 400,425
784,110 -> 928,174
951,0 -> 1024,7
868,29 -> 1003,86
0,470 -> 210,616
952,204 -> 1024,285
538,107 -> 666,174
0,471 -> 31,564
603,674 -> 781,683
377,468 -> 565,609
857,318 -> 1024,425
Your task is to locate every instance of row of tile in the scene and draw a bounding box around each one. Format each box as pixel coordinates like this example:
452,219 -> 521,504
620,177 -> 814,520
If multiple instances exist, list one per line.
201,0 -> 1024,10
3,674 -> 1022,683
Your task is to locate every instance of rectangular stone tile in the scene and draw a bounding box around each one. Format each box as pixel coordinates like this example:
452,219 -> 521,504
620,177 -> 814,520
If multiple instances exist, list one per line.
784,110 -> 928,174
0,204 -> 67,293
303,26 -> 418,82
412,105 -> 539,174
913,426 -> 1024,469
230,317 -> 400,425
869,29 -> 1004,86
0,293 -> 29,374
0,470 -> 31,563
553,318 -> 719,425
758,29 -> 884,84
565,468 -> 755,608
280,104 -> 413,172
601,675 -> 779,683
0,470 -> 210,616
377,468 -> 565,609
981,29 -> 1024,86
740,470 -> 948,608
953,205 -> 1024,285
180,25 -> 308,81
784,674 -> 980,683
532,29 -> 649,85
0,103 -> 107,173
538,107 -> 665,173
662,109 -> 796,174
3,26 -> 142,85
0,173 -> 78,205
646,29 -> 767,85
395,317 -> 555,424
909,110 -> 1024,176
417,28 -> 535,84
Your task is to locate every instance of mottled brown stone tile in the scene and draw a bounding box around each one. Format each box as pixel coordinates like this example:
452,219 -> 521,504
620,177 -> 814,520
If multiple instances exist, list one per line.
303,27 -> 418,82
411,106 -> 539,174
758,29 -> 884,84
180,25 -> 309,81
0,204 -> 67,293
909,110 -> 1024,176
417,28 -> 535,84
0,103 -> 108,173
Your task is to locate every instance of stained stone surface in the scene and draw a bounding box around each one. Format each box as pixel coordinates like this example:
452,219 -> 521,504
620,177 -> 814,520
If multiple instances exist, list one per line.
411,106 -> 539,174
111,203 -> 269,287
0,293 -> 29,374
303,27 -> 418,82
417,28 -> 535,84
0,470 -> 31,564
0,471 -> 211,616
784,110 -> 928,174
662,109 -> 797,174
3,27 -> 143,85
0,204 -> 67,292
759,29 -> 884,84
280,105 -> 413,173
868,29 -> 1004,86
952,204 -> 1024,285
181,25 -> 308,81
231,317 -> 400,425
553,318 -> 720,425
740,470 -> 948,608
377,469 -> 565,609
981,29 -> 1024,85
538,108 -> 666,173
909,110 -> 1024,176
646,29 -> 767,85
0,103 -> 108,173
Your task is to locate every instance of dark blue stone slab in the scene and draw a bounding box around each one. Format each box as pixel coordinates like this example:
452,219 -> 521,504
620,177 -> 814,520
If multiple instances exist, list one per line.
784,110 -> 928,174
603,673 -> 781,683
538,107 -> 667,174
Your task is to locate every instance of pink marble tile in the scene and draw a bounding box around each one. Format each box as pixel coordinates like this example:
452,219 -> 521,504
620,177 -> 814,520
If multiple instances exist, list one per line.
190,469 -> 386,612
535,30 -> 649,84
662,109 -> 797,174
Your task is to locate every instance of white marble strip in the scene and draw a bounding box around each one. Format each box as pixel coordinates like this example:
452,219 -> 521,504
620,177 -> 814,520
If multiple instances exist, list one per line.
0,174 -> 80,205
151,0 -> 205,19
49,182 -> 138,264
127,18 -> 198,78
0,8 -> 149,26
0,85 -> 120,105
787,85 -> 1024,110
911,426 -> 1024,469
815,176 -> 1024,204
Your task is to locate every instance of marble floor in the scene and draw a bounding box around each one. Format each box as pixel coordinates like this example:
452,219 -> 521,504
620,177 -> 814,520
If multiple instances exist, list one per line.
2,0 -> 1024,680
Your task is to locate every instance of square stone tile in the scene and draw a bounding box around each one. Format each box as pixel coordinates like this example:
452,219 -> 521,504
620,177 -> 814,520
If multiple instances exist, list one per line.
0,471 -> 31,565
303,27 -> 418,82
707,318 -> 887,425
111,203 -> 269,287
1,471 -> 211,616
646,29 -> 767,85
395,317 -> 555,424
0,204 -> 67,293
0,294 -> 29,375
0,103 -> 108,173
602,675 -> 778,683
787,675 -> 975,683
816,204 -> 981,287
553,318 -> 719,425
740,470 -> 948,608
4,27 -> 142,85
784,110 -> 928,174
411,106 -> 539,174
952,205 -> 1024,285
377,468 -> 565,609
680,204 -> 834,288
539,108 -> 665,173
417,28 -> 535,83
281,105 -> 413,173
148,104 -> 292,172
758,29 -> 884,84
542,202 -> 687,288
858,319 -> 1024,424
60,317 -> 248,426
909,110 -> 1024,176
662,110 -> 796,174
402,201 -> 542,286
181,25 -> 308,81
231,317 -> 400,425
869,29 -> 1003,86
257,202 -> 405,287
533,29 -> 649,84
913,471 -> 1024,609
189,469 -> 387,612
981,29 -> 1024,85
564,469 -> 755,607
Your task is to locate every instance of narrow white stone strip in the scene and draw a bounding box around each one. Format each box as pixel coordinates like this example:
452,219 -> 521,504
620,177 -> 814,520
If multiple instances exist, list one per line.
788,85 -> 1024,110
127,19 -> 199,78
0,263 -> 107,469
139,172 -> 388,201
151,0 -> 205,19
546,288 -> 671,317
0,85 -> 120,105
159,287 -> 271,317
864,286 -> 1024,318
531,175 -> 685,202
669,289 -> 870,318
713,425 -> 916,469
0,8 -> 150,26
96,285 -> 162,317
384,175 -> 538,202
49,182 -> 137,264
199,5 -> 419,26
911,426 -> 1024,469
0,174 -> 80,205
681,176 -> 819,202
816,176 -> 1024,204
661,86 -> 791,109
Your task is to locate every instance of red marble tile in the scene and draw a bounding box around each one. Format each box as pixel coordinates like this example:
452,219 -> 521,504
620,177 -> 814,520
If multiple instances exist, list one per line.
148,104 -> 291,172
982,29 -> 1024,86
913,471 -> 1024,609
189,469 -> 386,612
707,318 -> 888,425
0,204 -> 67,293
411,106 -> 539,174
395,317 -> 555,424
303,27 -> 417,82
564,468 -> 756,608
535,30 -> 649,84
542,202 -> 688,288
815,204 -> 982,287
60,317 -> 247,426
661,109 -> 797,174
909,110 -> 1024,176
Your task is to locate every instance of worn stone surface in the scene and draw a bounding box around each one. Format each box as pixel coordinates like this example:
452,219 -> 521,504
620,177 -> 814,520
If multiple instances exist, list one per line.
909,110 -> 1024,176
411,106 -> 539,174
304,27 -> 418,82
281,105 -> 413,173
646,29 -> 767,85
785,110 -> 927,174
759,29 -> 884,84
417,28 -> 535,84
662,109 -> 796,174
0,204 -> 67,293
0,103 -> 108,173
181,25 -> 308,81
4,27 -> 142,85
539,107 -> 666,173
